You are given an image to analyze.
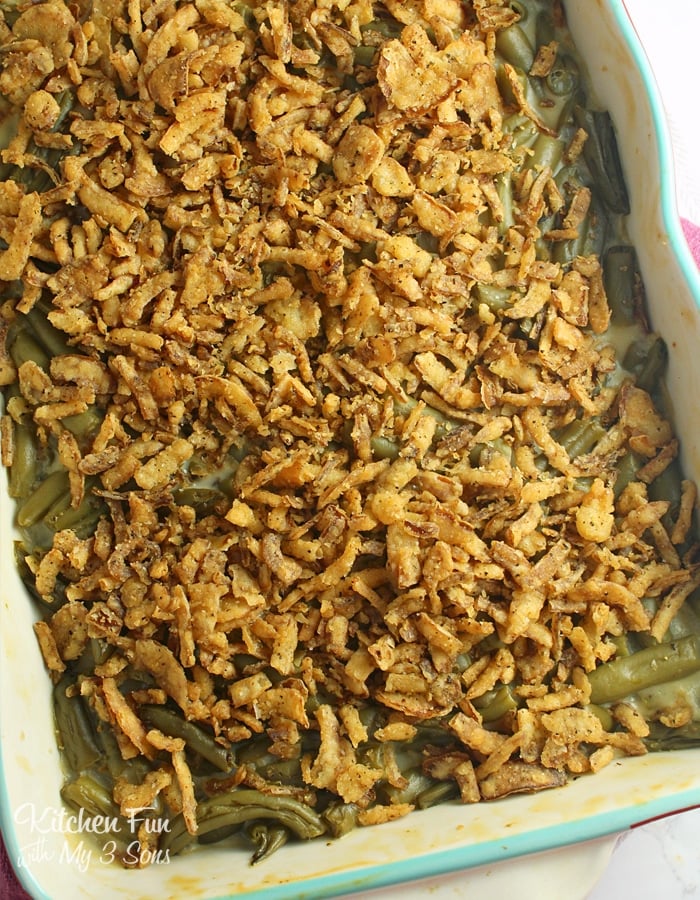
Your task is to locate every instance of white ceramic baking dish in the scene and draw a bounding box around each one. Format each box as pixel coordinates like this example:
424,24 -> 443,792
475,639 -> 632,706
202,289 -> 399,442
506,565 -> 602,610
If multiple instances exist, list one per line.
2,1 -> 700,897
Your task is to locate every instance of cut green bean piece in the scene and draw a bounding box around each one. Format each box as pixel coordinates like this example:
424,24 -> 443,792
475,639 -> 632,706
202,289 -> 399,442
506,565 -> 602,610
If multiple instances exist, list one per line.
585,704 -> 615,731
322,802 -> 359,838
161,789 -> 326,856
96,720 -> 150,784
9,329 -> 50,371
63,406 -> 105,442
496,24 -> 534,71
524,133 -> 564,174
140,705 -> 235,772
378,768 -> 433,805
545,55 -> 580,97
47,490 -> 106,538
614,451 -> 644,497
353,45 -> 375,67
555,418 -> 606,458
507,0 -> 528,20
61,773 -> 126,833
16,469 -> 70,528
472,684 -> 519,723
588,634 -> 700,705
24,306 -> 73,357
574,105 -> 630,215
416,781 -> 460,810
171,487 -> 229,515
247,822 -> 290,864
359,18 -> 402,40
623,333 -> 668,393
53,678 -> 102,773
503,113 -> 540,149
633,670 -> 700,723
604,245 -> 640,326
370,435 -> 400,460
475,283 -> 512,311
7,420 -> 38,500
535,8 -> 556,45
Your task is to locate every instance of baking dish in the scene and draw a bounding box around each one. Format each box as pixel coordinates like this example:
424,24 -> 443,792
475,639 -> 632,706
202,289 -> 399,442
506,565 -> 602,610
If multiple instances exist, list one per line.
2,1 -> 700,898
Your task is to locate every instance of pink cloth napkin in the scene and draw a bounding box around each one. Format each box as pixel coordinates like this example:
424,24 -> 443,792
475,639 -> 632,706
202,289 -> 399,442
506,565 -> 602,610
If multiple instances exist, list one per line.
682,218 -> 700,263
0,837 -> 32,899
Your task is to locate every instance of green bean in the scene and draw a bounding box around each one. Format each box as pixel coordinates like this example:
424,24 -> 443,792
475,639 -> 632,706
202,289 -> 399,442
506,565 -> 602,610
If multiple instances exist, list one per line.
545,55 -> 580,98
359,18 -> 402,40
378,769 -> 434,806
553,163 -> 581,195
524,133 -> 564,174
472,684 -> 519,723
647,458 -> 685,539
3,91 -> 76,193
0,1 -> 22,27
469,438 -> 512,467
506,0 -> 528,20
7,420 -> 38,500
633,670 -> 700,725
496,64 -> 529,110
61,773 -> 125,830
161,789 -> 326,856
414,232 -> 439,254
96,719 -> 151,784
72,637 -> 113,676
24,305 -> 72,358
60,774 -> 135,855
370,435 -> 400,460
63,406 -> 105,442
416,781 -> 460,810
623,333 -> 668,393
140,705 -> 235,772
9,329 -> 50,371
603,245 -> 640,326
588,634 -> 700,705
535,8 -> 556,46
246,822 -> 290,864
475,283 -> 512,311
648,455 -> 682,506
171,487 -> 229,515
502,113 -> 540,149
353,45 -> 376,67
496,24 -> 534,71
574,105 -> 630,215
53,677 -> 102,773
16,469 -> 70,527
552,231 -> 587,267
232,0 -> 256,28
609,633 -> 633,658
555,418 -> 607,458
258,757 -> 306,787
392,397 -> 454,446
46,489 -> 106,538
552,195 -> 607,266
614,451 -> 644,497
657,594 -> 700,642
584,704 -> 615,732
553,87 -> 586,134
322,802 -> 359,838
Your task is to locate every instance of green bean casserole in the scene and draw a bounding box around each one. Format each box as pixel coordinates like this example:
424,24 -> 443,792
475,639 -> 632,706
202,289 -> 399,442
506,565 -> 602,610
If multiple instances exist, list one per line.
1,0 -> 700,868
